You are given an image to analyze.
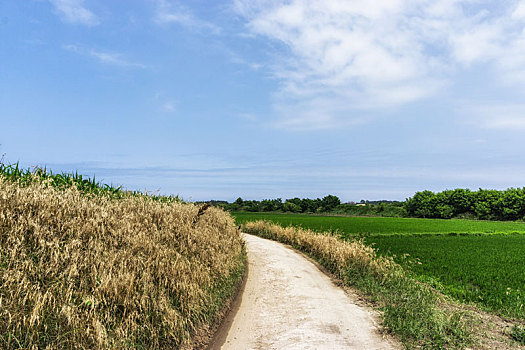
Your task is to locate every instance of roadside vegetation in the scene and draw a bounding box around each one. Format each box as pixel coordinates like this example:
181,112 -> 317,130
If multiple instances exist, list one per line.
0,163 -> 246,349
242,220 -> 472,348
237,213 -> 525,348
234,213 -> 525,320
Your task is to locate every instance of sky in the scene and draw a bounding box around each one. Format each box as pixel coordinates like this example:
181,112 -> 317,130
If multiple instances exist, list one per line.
1,0 -> 525,202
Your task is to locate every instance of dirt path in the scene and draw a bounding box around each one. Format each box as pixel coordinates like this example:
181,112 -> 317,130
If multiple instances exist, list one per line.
211,234 -> 398,350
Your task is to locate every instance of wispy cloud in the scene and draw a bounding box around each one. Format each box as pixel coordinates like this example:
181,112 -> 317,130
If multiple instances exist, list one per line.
63,44 -> 147,68
233,0 -> 525,129
49,0 -> 99,26
155,0 -> 221,34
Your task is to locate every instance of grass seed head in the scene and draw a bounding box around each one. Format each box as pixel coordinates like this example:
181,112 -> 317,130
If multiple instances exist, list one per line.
0,176 -> 244,349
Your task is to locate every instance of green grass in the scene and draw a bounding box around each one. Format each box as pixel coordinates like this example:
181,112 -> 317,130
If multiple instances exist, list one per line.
366,234 -> 525,319
233,212 -> 525,235
234,212 -> 525,320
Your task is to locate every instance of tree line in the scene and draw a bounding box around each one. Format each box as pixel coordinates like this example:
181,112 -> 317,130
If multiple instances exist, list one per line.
210,187 -> 525,221
405,188 -> 525,220
211,195 -> 404,217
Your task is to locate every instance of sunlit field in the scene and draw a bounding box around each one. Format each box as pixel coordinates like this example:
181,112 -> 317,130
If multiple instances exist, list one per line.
0,165 -> 245,349
234,212 -> 525,319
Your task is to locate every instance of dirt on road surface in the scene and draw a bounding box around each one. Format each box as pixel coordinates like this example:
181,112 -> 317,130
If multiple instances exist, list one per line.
210,234 -> 399,350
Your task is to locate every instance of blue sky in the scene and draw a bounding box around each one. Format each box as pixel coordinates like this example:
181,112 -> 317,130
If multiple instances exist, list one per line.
1,0 -> 525,202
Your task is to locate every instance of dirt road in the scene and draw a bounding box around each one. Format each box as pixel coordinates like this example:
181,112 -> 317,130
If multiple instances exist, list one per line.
211,234 -> 398,350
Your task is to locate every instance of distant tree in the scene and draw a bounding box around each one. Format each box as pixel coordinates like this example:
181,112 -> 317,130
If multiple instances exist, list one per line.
405,190 -> 435,218
283,201 -> 301,213
260,199 -> 282,212
272,198 -> 283,211
321,195 -> 341,211
473,189 -> 500,220
286,197 -> 302,206
447,189 -> 473,215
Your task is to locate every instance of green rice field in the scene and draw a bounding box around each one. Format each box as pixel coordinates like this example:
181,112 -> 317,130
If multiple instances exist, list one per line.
233,212 -> 525,235
233,212 -> 525,319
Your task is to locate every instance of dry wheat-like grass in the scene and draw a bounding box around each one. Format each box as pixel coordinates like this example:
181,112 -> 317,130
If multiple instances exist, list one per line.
0,176 -> 245,349
243,220 -> 398,280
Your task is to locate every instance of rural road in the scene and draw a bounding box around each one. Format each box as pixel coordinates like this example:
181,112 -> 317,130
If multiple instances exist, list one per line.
211,234 -> 398,350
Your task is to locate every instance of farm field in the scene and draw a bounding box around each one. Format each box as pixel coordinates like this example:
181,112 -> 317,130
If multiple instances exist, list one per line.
234,212 -> 525,319
367,234 -> 525,319
233,212 -> 525,235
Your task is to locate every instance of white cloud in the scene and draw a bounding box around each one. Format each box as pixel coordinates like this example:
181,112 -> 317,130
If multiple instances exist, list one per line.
155,0 -> 221,34
512,1 -> 525,19
49,0 -> 99,26
233,0 -> 525,129
63,45 -> 147,68
88,50 -> 146,68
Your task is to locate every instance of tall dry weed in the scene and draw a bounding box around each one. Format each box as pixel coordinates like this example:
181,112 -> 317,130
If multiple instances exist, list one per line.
243,220 -> 398,280
0,176 -> 245,349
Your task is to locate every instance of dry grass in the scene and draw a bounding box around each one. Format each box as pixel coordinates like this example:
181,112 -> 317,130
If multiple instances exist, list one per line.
242,220 -> 401,286
0,176 -> 245,349
243,220 -> 473,349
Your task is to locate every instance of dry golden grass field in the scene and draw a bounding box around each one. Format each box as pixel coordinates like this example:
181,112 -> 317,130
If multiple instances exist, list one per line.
0,176 -> 245,349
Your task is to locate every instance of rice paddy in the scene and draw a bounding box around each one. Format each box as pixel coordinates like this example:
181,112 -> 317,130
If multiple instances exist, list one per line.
234,212 -> 525,320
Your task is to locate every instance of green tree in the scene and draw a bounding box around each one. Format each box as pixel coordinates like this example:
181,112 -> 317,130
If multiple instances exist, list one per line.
283,201 -> 301,213
405,190 -> 435,218
321,195 -> 341,212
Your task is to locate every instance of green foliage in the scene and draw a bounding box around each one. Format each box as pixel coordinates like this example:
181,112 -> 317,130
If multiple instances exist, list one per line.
406,188 -> 525,221
334,202 -> 406,217
217,195 -> 403,216
224,186 -> 525,221
321,194 -> 340,211
234,213 -> 525,320
512,324 -> 525,344
282,201 -> 301,213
